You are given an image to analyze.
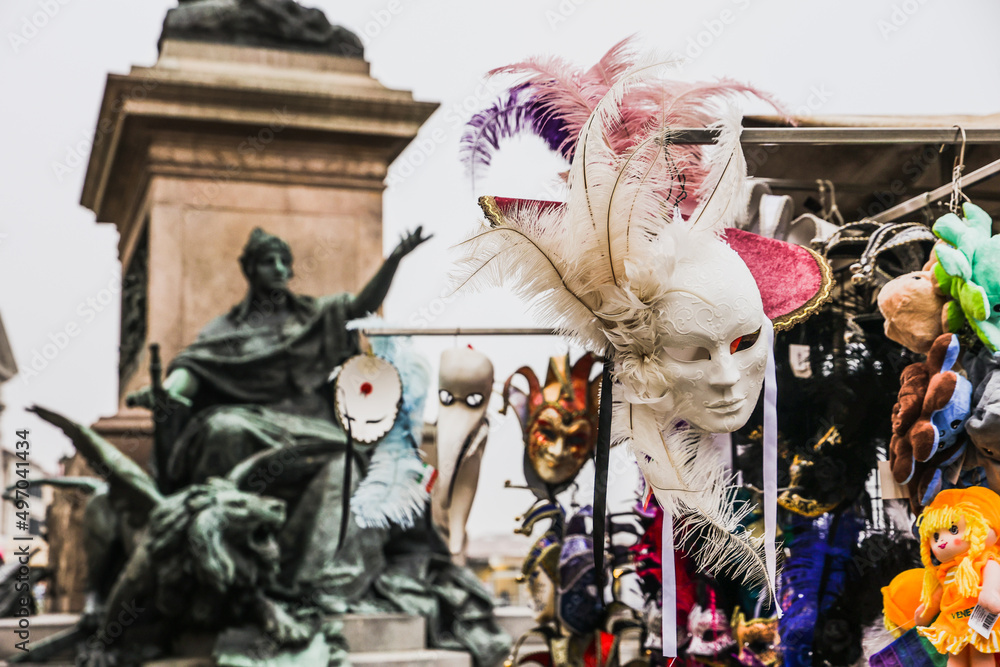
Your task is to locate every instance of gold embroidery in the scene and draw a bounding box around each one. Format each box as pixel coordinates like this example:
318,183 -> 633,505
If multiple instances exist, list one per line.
772,247 -> 835,332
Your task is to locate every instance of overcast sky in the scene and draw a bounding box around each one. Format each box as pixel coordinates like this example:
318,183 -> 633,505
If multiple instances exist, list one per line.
2,0 -> 1000,537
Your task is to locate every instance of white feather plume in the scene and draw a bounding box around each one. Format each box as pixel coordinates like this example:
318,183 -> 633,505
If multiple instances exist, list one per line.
619,401 -> 773,597
453,63 -> 768,590
451,200 -> 606,352
688,105 -> 750,232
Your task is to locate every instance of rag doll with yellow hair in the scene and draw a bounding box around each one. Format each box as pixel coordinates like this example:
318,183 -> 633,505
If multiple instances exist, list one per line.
915,486 -> 1000,666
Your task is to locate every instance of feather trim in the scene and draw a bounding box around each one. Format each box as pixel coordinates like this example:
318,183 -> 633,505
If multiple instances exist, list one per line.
459,85 -> 570,189
461,35 -> 791,188
454,62 -> 777,594
688,105 -> 750,232
452,201 -> 606,352
351,335 -> 431,529
622,402 -> 773,598
351,441 -> 428,529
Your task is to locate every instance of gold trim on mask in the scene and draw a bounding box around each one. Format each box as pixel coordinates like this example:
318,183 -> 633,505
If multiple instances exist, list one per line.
772,246 -> 835,333
479,195 -> 505,228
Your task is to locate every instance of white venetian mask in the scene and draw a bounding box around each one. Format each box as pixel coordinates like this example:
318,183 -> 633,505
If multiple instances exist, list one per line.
658,240 -> 768,433
334,354 -> 403,444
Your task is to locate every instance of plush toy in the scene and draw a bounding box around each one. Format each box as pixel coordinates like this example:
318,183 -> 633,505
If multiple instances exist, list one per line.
890,333 -> 973,485
932,203 -> 1000,352
968,363 -> 1000,461
914,486 -> 1000,666
873,568 -> 948,667
879,270 -> 949,354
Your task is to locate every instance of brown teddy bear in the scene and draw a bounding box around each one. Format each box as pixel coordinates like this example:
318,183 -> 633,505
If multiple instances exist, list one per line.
889,333 -> 973,490
877,269 -> 948,354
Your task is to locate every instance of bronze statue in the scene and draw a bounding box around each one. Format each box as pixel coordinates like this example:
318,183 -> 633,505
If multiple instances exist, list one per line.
22,228 -> 511,665
118,227 -> 510,665
160,0 -> 365,58
131,227 -> 428,485
127,227 -> 429,588
15,407 -> 341,665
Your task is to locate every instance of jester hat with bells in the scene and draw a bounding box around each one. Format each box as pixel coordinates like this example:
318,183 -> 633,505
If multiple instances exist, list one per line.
502,353 -> 601,498
454,59 -> 832,630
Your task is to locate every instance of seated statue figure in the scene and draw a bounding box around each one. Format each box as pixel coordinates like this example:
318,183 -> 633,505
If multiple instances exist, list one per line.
129,227 -> 428,590
134,226 -> 426,482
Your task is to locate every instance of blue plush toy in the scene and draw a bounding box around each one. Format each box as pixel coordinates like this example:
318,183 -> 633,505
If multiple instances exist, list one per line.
909,334 -> 973,461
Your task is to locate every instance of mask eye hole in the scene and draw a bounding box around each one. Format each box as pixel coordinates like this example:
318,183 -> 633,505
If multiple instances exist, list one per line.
537,427 -> 557,441
439,390 -> 455,406
465,393 -> 484,408
665,346 -> 711,362
730,328 -> 762,354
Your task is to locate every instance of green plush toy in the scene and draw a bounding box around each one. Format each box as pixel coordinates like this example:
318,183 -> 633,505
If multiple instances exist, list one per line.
932,202 -> 1000,351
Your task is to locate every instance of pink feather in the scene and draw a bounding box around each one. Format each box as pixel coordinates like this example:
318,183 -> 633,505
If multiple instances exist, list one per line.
463,36 -> 792,183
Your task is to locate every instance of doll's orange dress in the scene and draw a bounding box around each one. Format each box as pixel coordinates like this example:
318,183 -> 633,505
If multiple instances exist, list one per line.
919,548 -> 1000,654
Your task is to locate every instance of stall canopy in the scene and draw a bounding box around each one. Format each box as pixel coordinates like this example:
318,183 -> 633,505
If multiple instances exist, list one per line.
740,112 -> 1000,226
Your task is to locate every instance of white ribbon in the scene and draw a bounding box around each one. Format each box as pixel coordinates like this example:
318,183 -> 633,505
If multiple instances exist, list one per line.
762,318 -> 781,616
662,509 -> 677,657
662,319 -> 782,658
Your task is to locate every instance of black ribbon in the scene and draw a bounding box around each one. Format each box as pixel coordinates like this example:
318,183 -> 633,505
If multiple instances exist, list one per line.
338,414 -> 355,553
593,352 -> 614,607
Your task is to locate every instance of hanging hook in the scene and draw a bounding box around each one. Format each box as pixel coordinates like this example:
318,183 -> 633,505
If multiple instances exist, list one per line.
824,179 -> 845,226
816,178 -> 827,218
949,125 -> 970,214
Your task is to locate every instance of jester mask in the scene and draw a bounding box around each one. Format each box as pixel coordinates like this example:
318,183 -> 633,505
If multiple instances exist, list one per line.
503,354 -> 601,495
733,609 -> 781,666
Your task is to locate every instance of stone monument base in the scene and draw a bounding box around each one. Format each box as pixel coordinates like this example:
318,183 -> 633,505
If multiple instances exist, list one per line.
0,613 -> 475,666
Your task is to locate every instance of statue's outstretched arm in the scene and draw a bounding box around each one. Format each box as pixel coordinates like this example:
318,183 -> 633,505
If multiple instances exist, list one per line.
351,226 -> 432,316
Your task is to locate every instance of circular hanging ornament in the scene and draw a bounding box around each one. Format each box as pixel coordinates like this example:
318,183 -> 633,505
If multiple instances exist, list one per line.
335,354 -> 402,444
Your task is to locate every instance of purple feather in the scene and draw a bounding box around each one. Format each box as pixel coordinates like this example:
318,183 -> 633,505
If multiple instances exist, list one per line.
779,511 -> 863,667
459,84 -> 572,188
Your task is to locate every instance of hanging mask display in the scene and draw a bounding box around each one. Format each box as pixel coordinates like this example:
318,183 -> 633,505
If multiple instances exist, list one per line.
335,354 -> 402,444
467,149 -> 832,595
346,336 -> 434,530
431,347 -> 494,559
503,354 -> 600,496
732,609 -> 781,667
557,507 -> 602,638
651,237 -> 769,434
516,500 -> 565,625
457,39 -> 829,657
686,580 -> 736,664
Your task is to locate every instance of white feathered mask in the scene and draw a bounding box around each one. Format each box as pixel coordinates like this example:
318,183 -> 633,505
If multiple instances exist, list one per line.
455,66 -> 832,595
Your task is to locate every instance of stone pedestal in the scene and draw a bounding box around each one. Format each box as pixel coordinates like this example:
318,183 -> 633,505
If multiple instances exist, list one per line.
81,38 -> 437,450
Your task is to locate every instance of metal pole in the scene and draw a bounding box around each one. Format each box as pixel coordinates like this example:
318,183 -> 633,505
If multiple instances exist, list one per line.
359,327 -> 562,336
869,156 -> 1000,223
673,127 -> 1000,145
